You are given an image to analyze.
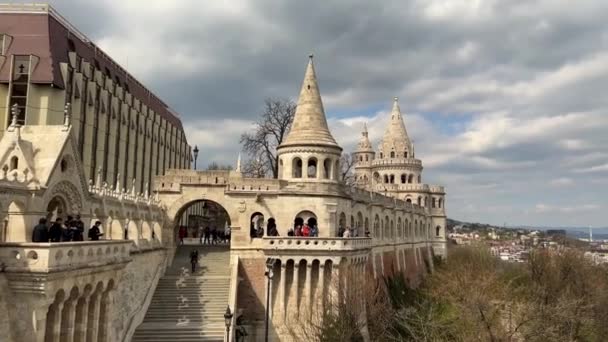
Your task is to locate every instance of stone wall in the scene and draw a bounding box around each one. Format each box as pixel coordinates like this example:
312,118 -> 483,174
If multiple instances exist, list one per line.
112,248 -> 169,341
0,275 -> 12,342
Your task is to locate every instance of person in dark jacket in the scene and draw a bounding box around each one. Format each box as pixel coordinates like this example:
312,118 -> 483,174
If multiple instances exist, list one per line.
190,250 -> 199,273
88,221 -> 104,241
49,218 -> 63,242
32,218 -> 49,242
72,214 -> 85,241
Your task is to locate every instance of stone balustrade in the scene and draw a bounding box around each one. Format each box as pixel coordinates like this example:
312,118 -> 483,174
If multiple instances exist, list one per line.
0,240 -> 132,273
373,183 -> 430,192
262,237 -> 371,251
88,180 -> 161,205
371,158 -> 422,167
429,185 -> 445,193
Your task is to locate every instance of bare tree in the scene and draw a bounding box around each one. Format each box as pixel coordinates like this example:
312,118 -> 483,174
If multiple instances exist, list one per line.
206,162 -> 233,171
340,153 -> 356,187
240,98 -> 296,178
241,156 -> 267,178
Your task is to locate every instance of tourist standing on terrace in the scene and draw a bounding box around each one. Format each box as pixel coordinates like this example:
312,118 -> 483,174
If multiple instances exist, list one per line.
310,225 -> 319,237
32,218 -> 49,242
72,215 -> 85,241
49,218 -> 63,242
302,223 -> 311,237
343,227 -> 351,238
88,221 -> 104,241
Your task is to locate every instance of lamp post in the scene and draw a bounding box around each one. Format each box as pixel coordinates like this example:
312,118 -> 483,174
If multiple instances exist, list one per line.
264,258 -> 275,342
193,145 -> 199,170
224,305 -> 233,342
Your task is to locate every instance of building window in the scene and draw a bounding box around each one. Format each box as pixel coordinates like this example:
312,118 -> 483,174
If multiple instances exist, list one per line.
8,55 -> 30,126
390,151 -> 395,158
9,156 -> 18,170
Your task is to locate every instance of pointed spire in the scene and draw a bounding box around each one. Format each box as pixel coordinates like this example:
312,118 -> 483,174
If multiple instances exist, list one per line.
280,55 -> 340,149
379,97 -> 411,158
356,122 -> 373,152
115,173 -> 121,192
236,153 -> 242,172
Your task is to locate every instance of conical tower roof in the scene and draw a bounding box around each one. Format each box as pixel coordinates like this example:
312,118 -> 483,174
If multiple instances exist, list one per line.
280,55 -> 340,149
379,97 -> 411,156
356,122 -> 374,152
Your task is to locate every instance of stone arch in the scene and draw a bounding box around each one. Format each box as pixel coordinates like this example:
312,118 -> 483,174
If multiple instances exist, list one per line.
141,221 -> 152,241
408,174 -> 414,183
126,220 -> 139,243
169,197 -> 234,245
323,158 -> 331,179
438,198 -> 443,208
109,218 -> 123,240
383,174 -> 389,184
152,222 -> 162,242
390,174 -> 395,184
251,212 -> 265,234
307,157 -> 318,178
46,196 -> 67,223
45,289 -> 66,341
47,181 -> 83,215
338,212 -> 346,230
364,217 -> 369,235
6,200 -> 26,242
292,157 -> 303,178
401,174 -> 406,184
9,156 -> 18,170
356,212 -> 363,230
334,159 -> 340,181
295,210 -> 317,228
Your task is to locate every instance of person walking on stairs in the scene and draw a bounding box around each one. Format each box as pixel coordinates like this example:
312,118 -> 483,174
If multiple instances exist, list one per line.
189,250 -> 199,274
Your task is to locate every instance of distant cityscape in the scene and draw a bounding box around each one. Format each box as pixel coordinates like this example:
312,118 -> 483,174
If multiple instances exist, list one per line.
447,218 -> 608,265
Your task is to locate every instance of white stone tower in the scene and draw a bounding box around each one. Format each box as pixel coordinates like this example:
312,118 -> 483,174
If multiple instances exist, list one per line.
277,55 -> 343,182
372,97 -> 424,194
353,123 -> 375,188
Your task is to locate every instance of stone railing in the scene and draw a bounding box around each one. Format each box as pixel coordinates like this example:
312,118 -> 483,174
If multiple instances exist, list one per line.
227,178 -> 283,192
429,185 -> 445,193
373,183 -> 429,192
261,237 -> 372,251
371,158 -> 422,167
0,240 -> 132,273
88,179 -> 161,206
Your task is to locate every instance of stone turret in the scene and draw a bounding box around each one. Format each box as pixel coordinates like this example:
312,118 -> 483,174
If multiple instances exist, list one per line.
377,97 -> 412,159
277,55 -> 342,182
352,123 -> 375,188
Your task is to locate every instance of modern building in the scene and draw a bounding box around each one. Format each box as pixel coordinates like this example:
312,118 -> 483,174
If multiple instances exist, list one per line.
0,3 -> 192,196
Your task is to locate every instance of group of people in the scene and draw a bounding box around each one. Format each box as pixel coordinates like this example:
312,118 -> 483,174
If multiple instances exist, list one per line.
337,226 -> 361,238
32,215 -> 104,242
178,225 -> 231,245
287,223 -> 319,237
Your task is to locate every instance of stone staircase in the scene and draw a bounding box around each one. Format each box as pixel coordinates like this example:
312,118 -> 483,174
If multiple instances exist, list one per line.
132,246 -> 231,342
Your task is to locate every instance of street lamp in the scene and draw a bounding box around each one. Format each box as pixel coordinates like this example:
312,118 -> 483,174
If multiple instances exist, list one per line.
224,305 -> 233,342
264,258 -> 275,342
193,145 -> 199,170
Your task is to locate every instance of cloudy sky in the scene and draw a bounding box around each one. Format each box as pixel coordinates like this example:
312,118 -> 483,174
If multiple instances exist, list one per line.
47,0 -> 608,227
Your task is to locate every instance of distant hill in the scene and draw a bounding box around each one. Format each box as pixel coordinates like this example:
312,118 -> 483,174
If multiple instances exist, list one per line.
448,217 -> 608,240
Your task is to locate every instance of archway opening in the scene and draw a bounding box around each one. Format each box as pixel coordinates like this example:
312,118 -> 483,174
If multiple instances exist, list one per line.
307,158 -> 317,178
250,212 -> 265,238
174,199 -> 232,246
294,210 -> 317,235
46,196 -> 67,223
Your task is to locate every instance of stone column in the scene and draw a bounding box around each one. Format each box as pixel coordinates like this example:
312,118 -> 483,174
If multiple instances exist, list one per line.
305,263 -> 313,317
277,263 -> 287,321
290,263 -> 300,319
86,293 -> 101,342
75,296 -> 90,342
50,302 -> 64,342
317,264 -> 325,311
60,299 -> 77,342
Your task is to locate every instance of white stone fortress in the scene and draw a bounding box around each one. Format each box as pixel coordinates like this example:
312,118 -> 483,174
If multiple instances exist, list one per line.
0,4 -> 446,342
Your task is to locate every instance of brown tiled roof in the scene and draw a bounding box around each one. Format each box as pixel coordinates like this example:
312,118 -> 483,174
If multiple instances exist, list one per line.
0,11 -> 184,130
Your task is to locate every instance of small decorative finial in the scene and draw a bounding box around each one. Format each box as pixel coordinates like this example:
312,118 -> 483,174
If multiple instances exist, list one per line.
309,53 -> 314,60
10,104 -> 19,127
63,102 -> 72,127
394,97 -> 398,102
236,153 -> 242,173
